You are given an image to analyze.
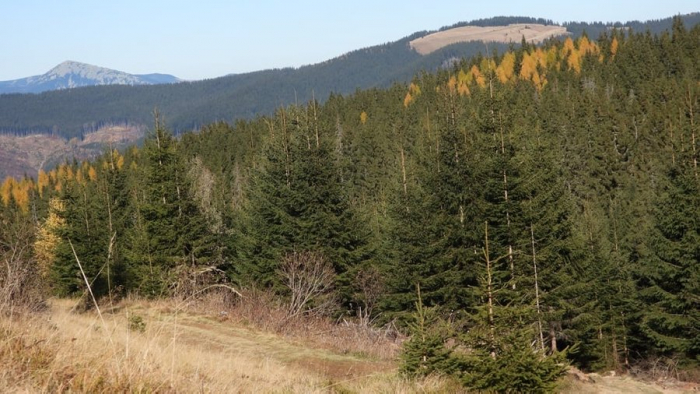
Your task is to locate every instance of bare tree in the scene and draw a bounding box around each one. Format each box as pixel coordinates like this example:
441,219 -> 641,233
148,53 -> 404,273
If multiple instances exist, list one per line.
354,265 -> 384,326
279,251 -> 335,317
0,216 -> 44,312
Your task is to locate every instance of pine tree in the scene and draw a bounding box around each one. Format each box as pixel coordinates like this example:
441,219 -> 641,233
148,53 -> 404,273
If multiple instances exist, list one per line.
383,89 -> 481,318
130,120 -> 215,296
51,176 -> 110,298
400,285 -> 455,377
457,222 -> 570,393
233,106 -> 369,306
638,162 -> 700,360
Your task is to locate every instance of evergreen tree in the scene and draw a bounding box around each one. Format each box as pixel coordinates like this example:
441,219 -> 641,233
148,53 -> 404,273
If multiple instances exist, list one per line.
400,285 -> 455,377
51,175 -> 110,298
233,106 -> 369,306
129,120 -> 215,295
638,162 -> 700,361
383,90 -> 481,318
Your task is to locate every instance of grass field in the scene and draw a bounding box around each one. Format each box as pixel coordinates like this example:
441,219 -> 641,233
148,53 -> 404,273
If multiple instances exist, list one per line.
409,24 -> 568,55
1,295 -> 696,393
0,296 -> 459,393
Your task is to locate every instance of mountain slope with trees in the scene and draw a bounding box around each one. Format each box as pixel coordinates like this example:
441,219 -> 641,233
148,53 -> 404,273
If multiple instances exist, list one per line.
1,14 -> 698,139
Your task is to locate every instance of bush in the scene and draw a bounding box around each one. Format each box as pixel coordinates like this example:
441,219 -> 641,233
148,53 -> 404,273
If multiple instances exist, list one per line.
400,285 -> 456,377
459,333 -> 569,393
128,314 -> 146,333
400,286 -> 569,392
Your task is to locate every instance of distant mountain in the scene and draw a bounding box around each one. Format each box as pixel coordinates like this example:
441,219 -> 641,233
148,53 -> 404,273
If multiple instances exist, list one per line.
0,61 -> 181,94
0,13 -> 698,139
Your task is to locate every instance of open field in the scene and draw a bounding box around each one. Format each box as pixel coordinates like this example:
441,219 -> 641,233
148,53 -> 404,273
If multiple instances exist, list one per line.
0,294 -> 697,393
0,297 -> 460,393
410,24 -> 568,55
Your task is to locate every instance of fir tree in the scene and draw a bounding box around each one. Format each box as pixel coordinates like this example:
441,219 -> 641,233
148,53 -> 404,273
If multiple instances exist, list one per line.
130,119 -> 215,295
233,106 -> 369,306
638,162 -> 700,360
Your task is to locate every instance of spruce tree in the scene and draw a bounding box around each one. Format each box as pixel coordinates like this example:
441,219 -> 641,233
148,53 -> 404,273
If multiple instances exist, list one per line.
130,120 -> 214,296
51,175 -> 110,298
383,93 -> 481,318
233,106 -> 369,306
638,162 -> 700,361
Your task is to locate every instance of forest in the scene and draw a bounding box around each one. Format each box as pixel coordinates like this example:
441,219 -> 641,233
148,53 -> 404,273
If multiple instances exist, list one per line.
1,17 -> 699,392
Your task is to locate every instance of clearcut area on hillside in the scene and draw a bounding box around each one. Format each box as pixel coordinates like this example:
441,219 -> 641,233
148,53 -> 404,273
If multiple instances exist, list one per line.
410,23 -> 568,54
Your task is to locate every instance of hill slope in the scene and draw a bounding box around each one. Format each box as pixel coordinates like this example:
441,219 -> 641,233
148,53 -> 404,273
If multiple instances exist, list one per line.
0,36 -> 498,138
410,23 -> 568,54
1,14 -> 698,139
0,125 -> 143,179
1,298 -> 693,393
0,61 -> 180,94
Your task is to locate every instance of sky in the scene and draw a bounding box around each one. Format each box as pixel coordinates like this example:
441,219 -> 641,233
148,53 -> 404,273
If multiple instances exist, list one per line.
1,0 -> 698,81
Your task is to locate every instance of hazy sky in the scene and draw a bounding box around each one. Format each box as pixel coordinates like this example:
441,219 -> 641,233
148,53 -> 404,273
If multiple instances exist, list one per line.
1,0 -> 697,81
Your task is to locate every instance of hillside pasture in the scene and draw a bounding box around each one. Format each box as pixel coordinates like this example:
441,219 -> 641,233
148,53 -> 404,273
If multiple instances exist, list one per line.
410,24 -> 568,55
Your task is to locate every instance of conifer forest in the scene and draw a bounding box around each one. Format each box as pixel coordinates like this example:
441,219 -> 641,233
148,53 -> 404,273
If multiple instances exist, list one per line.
1,18 -> 699,392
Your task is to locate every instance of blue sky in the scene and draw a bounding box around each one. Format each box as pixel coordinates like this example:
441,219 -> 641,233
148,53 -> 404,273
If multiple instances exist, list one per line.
1,0 -> 697,81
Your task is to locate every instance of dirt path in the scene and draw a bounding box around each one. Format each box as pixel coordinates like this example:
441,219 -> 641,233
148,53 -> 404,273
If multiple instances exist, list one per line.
47,298 -> 393,390
151,312 -> 393,380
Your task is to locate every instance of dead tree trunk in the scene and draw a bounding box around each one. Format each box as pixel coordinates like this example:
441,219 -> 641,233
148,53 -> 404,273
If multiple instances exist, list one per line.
531,224 -> 546,353
483,221 -> 496,359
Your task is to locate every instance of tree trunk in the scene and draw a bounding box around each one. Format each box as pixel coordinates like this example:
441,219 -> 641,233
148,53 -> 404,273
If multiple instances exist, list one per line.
549,311 -> 557,353
400,147 -> 408,196
499,112 -> 516,289
531,224 -> 546,353
687,87 -> 697,179
484,221 -> 496,359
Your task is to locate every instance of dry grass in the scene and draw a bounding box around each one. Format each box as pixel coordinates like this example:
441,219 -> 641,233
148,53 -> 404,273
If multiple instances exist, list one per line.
0,294 -> 457,393
558,367 -> 700,394
3,293 -> 694,393
409,24 -> 568,55
557,373 -> 698,394
196,288 -> 402,361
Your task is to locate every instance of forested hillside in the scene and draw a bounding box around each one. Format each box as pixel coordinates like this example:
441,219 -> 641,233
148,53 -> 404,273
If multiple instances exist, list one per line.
0,35 -> 504,138
1,14 -> 698,139
1,17 -> 699,392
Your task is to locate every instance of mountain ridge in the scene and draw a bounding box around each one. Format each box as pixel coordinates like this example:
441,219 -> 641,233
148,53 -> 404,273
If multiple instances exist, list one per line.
0,61 -> 181,94
0,14 -> 698,141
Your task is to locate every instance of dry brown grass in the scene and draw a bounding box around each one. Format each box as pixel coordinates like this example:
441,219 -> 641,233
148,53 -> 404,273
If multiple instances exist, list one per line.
558,367 -> 700,394
409,24 -> 568,55
196,288 -> 402,361
3,292 -> 692,393
0,294 -> 457,393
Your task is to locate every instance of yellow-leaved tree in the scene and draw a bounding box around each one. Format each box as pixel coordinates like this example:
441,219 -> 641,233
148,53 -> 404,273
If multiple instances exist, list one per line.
496,52 -> 515,84
457,69 -> 472,96
520,52 -> 538,81
37,170 -> 50,198
610,37 -> 619,59
34,198 -> 65,281
470,65 -> 486,88
0,177 -> 15,206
